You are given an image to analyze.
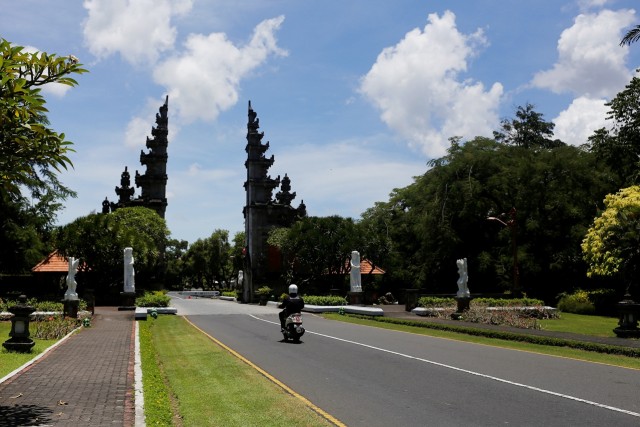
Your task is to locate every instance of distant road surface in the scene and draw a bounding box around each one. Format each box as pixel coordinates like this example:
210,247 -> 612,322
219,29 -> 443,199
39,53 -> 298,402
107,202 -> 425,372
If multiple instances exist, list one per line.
168,293 -> 640,427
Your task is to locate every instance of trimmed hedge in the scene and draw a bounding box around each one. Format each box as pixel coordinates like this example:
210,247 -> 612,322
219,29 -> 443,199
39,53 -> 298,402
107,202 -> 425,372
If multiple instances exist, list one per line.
303,295 -> 348,306
340,314 -> 640,358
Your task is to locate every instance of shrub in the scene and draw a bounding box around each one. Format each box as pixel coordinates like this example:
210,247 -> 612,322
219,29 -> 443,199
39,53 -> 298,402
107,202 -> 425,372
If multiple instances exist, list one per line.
136,291 -> 171,307
222,291 -> 236,297
0,298 -> 87,313
557,290 -> 595,314
472,297 -> 545,307
303,295 -> 348,306
256,286 -> 273,296
418,297 -> 456,308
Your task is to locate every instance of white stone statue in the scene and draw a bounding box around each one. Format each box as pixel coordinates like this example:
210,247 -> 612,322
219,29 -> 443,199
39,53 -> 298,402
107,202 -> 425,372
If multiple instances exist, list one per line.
64,256 -> 80,301
456,258 -> 470,298
350,251 -> 362,292
237,270 -> 244,288
124,247 -> 135,293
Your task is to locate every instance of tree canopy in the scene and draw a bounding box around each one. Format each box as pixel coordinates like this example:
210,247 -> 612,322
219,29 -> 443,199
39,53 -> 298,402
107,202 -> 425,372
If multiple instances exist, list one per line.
0,39 -> 87,273
362,105 -> 616,302
55,207 -> 169,296
582,186 -> 640,295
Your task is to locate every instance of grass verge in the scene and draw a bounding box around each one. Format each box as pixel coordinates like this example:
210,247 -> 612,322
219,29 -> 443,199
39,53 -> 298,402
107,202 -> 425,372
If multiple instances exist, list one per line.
139,315 -> 335,427
324,313 -> 640,369
0,322 -> 58,378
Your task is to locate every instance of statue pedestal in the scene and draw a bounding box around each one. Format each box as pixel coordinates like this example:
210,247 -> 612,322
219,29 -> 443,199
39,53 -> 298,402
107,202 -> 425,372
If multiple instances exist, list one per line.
348,291 -> 364,306
63,299 -> 80,319
451,296 -> 472,320
118,292 -> 136,311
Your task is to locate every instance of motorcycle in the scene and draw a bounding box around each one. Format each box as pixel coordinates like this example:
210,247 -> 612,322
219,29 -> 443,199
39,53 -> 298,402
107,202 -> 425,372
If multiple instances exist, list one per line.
282,312 -> 305,342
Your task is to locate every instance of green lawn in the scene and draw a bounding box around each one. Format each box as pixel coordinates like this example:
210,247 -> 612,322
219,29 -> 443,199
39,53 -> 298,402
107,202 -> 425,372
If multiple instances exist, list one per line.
540,312 -> 618,337
0,322 -> 58,378
140,316 -> 336,427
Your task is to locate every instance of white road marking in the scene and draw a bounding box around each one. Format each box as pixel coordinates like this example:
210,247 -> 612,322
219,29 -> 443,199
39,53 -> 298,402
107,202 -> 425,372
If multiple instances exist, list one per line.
250,314 -> 640,418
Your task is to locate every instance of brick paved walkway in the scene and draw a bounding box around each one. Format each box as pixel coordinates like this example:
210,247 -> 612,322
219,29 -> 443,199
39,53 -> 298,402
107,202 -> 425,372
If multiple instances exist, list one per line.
0,307 -> 135,427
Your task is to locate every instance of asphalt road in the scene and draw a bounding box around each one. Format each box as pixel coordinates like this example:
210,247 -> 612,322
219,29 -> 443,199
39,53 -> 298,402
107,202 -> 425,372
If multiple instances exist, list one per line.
169,293 -> 640,426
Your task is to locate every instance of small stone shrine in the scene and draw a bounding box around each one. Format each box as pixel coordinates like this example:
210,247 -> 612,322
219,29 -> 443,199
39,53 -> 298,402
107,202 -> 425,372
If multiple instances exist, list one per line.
102,96 -> 169,219
242,101 -> 307,302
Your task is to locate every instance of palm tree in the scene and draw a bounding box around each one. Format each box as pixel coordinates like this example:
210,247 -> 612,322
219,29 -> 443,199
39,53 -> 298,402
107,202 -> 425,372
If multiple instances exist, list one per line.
621,25 -> 640,46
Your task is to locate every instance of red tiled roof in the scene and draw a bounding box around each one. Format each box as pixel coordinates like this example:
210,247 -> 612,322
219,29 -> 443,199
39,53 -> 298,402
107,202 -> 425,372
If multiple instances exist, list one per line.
360,259 -> 386,275
32,251 -> 71,273
327,259 -> 386,275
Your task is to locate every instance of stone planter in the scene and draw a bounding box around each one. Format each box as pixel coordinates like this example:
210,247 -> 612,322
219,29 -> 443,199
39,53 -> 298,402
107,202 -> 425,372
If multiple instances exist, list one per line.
613,295 -> 640,338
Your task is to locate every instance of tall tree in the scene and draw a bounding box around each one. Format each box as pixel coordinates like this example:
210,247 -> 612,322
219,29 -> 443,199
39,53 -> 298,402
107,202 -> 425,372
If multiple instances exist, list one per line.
268,216 -> 360,294
493,103 -> 564,149
181,230 -> 233,289
589,72 -> 640,187
382,129 -> 612,301
0,39 -> 87,273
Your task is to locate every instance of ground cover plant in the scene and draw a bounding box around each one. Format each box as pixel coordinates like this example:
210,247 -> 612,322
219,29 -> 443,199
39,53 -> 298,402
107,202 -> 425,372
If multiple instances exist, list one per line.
140,315 -> 334,427
416,297 -> 558,329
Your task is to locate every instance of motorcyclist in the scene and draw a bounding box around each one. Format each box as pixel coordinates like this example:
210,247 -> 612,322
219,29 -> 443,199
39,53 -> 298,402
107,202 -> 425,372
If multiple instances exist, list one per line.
279,284 -> 305,331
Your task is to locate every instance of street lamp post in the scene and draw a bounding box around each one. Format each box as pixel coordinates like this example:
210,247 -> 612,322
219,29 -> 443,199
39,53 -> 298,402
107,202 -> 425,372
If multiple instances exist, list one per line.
487,207 -> 521,297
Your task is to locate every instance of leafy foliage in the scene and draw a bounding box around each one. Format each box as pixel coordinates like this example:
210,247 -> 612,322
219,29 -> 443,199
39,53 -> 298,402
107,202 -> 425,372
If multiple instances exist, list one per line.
589,72 -> 640,187
582,186 -> 640,294
268,216 -> 361,292
0,39 -> 87,273
54,207 -> 169,294
136,291 -> 171,307
620,24 -> 640,46
303,295 -> 348,306
180,229 -> 233,289
377,131 -> 610,300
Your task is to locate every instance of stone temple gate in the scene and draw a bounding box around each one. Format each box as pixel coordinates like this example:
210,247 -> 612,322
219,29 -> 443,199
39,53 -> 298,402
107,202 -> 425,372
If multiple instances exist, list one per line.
102,96 -> 169,219
242,101 -> 306,302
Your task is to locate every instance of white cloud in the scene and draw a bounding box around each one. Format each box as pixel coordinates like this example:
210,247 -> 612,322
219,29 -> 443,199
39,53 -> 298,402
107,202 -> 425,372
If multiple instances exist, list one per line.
153,15 -> 288,122
276,140 -> 425,219
553,96 -> 609,146
532,9 -> 635,98
82,0 -> 193,66
359,10 -> 503,159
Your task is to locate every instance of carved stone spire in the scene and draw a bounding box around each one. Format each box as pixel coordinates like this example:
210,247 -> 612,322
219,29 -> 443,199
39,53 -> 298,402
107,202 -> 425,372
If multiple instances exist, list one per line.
275,174 -> 296,206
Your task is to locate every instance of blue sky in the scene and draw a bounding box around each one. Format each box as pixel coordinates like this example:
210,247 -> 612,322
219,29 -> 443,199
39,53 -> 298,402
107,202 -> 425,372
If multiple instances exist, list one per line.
2,0 -> 639,244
